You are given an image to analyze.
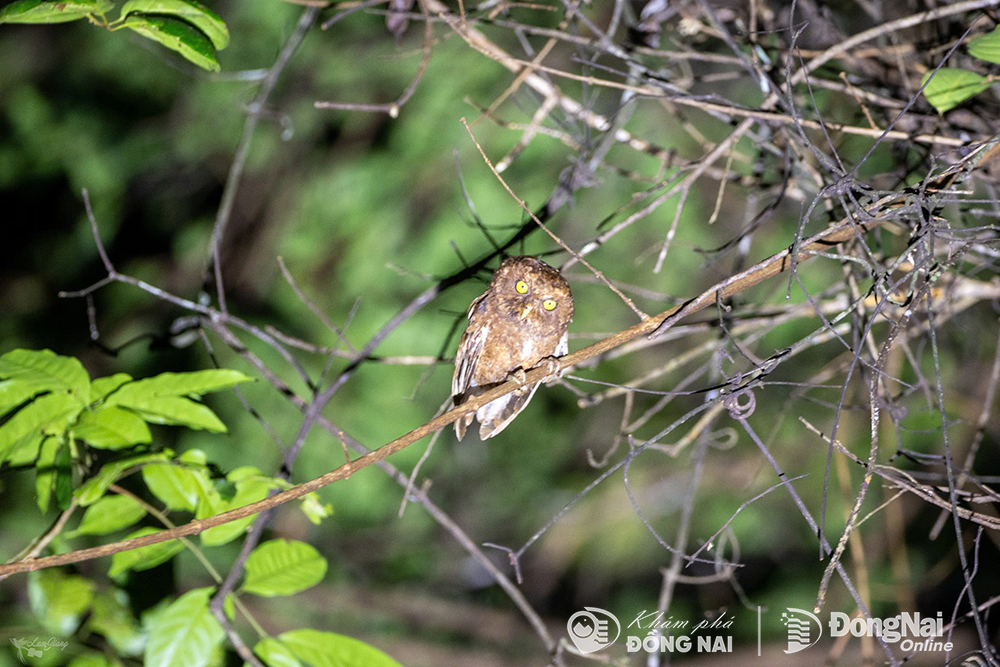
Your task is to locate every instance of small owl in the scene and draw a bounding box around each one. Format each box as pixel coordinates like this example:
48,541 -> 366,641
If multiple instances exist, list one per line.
452,256 -> 574,440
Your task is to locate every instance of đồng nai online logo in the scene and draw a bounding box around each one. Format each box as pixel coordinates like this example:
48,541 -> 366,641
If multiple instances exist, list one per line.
783,610 -> 952,654
566,606 -> 954,656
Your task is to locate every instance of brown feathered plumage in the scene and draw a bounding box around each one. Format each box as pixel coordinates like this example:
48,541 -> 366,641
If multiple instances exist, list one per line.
452,256 -> 574,440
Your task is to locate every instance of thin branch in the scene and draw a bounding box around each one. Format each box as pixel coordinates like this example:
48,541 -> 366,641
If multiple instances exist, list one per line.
208,6 -> 321,313
461,117 -> 649,319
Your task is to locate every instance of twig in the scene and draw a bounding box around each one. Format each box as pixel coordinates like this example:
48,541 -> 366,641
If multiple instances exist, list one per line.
461,117 -> 649,319
208,7 -> 321,313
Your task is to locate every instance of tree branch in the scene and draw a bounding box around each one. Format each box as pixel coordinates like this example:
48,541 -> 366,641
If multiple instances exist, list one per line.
0,205 -> 891,578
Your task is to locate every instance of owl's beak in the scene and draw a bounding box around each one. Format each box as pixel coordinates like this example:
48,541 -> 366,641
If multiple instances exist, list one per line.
519,304 -> 534,320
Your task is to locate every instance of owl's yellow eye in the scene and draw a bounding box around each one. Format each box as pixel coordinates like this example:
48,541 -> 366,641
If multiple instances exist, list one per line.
543,299 -> 557,311
515,280 -> 529,294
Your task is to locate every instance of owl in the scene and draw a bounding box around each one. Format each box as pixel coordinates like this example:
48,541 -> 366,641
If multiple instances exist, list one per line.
452,256 -> 574,440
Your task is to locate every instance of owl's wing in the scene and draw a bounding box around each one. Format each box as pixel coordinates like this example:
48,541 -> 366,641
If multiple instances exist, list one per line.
536,331 -> 570,387
477,381 -> 540,440
452,311 -> 488,398
452,294 -> 490,440
554,330 -> 568,357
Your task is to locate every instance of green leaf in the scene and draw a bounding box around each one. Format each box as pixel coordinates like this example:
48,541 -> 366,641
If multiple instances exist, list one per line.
119,0 -> 228,49
75,451 -> 171,506
90,373 -> 133,403
142,451 -> 215,512
88,591 -> 146,656
922,68 -> 991,113
75,405 -> 153,449
68,494 -> 147,537
107,369 -> 251,403
121,14 -> 221,72
140,598 -> 172,634
969,26 -> 1000,64
29,569 -> 96,636
54,440 -> 74,510
127,395 -> 228,431
300,492 -> 333,525
109,527 -> 184,580
242,539 -> 327,597
144,588 -> 224,667
0,354 -> 89,464
254,638 -> 303,667
278,629 -> 404,667
200,468 -> 275,546
104,369 -> 250,431
8,430 -> 43,466
0,379 -> 46,419
175,447 -> 207,465
0,349 -> 90,398
35,435 -> 62,513
0,0 -> 112,23
0,391 -> 83,464
143,462 -> 205,511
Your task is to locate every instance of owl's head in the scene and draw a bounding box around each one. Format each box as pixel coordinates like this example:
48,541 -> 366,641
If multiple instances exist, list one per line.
488,256 -> 574,327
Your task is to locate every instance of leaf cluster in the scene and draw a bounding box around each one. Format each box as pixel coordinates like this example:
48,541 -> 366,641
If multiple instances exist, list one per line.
3,349 -> 359,667
0,0 -> 229,70
922,26 -> 1000,112
30,539 -> 398,667
1,349 -> 252,510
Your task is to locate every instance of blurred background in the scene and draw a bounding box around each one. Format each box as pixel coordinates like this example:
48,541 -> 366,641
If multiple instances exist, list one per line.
1,0 -> 999,665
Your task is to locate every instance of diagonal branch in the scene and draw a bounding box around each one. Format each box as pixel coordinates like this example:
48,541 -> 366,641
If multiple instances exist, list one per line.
0,204 -> 893,578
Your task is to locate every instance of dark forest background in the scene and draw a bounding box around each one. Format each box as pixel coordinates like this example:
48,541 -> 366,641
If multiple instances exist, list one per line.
1,0 -> 1000,665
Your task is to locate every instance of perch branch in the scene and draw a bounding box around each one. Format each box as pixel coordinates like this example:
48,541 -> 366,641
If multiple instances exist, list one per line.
0,202 -> 894,577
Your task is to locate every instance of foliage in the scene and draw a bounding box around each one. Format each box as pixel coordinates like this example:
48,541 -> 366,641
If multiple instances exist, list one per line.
2,348 -> 368,666
0,349 -> 250,511
922,26 -> 1000,112
0,0 -> 228,70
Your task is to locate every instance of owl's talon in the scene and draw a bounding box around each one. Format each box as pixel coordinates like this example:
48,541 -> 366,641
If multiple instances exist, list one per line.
539,356 -> 563,384
507,368 -> 530,395
507,368 -> 527,384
